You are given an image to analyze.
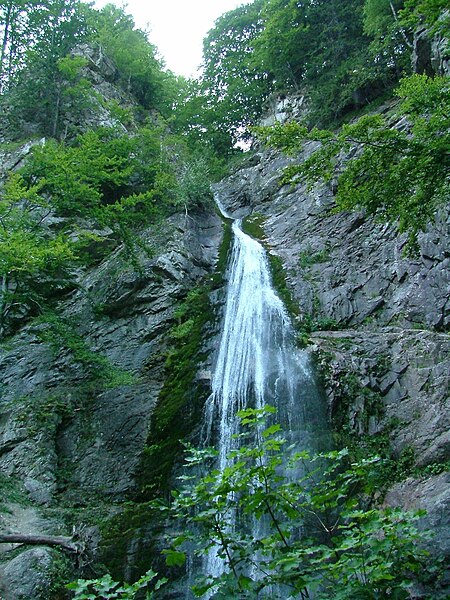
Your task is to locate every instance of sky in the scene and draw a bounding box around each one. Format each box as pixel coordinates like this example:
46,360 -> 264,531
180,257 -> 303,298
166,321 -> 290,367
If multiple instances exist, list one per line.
93,0 -> 252,78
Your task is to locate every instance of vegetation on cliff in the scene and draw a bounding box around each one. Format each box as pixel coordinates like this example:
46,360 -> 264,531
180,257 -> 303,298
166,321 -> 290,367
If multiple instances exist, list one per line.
70,409 -> 444,599
0,0 -> 448,598
254,73 -> 450,248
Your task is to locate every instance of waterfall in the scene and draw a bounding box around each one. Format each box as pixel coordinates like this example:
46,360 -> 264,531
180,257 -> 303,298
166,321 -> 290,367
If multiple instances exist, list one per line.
203,219 -> 312,464
197,214 -> 324,593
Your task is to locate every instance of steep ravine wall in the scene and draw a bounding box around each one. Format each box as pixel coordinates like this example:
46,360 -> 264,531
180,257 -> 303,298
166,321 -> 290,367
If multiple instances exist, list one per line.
0,209 -> 223,598
1,142 -> 448,597
214,142 -> 450,591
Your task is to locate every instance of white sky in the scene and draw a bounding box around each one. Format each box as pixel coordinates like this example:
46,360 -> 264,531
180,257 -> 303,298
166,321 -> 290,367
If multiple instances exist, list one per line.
93,0 -> 252,78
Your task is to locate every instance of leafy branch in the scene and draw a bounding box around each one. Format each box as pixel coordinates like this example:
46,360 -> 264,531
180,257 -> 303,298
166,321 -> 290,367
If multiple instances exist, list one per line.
157,406 -> 436,599
253,75 -> 450,250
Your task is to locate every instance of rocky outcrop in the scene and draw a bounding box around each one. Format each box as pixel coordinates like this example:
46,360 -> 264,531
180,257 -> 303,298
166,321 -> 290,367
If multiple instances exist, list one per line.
214,136 -> 450,588
0,209 -> 222,598
259,93 -> 309,127
413,10 -> 450,76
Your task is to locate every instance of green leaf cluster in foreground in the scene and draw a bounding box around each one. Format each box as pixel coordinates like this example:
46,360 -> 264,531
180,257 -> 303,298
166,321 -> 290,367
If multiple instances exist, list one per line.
70,408 -> 441,599
254,74 -> 450,250
67,570 -> 167,600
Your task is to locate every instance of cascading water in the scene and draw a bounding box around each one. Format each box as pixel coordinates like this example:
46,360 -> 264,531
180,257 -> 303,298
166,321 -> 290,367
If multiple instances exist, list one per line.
196,207 -> 326,594
203,219 -> 313,464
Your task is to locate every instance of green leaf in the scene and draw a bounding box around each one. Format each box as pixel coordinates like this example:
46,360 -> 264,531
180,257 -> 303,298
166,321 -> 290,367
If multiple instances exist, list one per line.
162,549 -> 186,567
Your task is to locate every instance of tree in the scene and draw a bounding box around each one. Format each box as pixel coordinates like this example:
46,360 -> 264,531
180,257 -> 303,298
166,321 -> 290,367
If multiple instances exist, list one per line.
89,3 -> 177,115
199,0 -> 270,149
0,0 -> 93,137
252,0 -> 394,124
0,0 -> 30,91
158,408 -> 435,598
254,74 -> 450,249
400,0 -> 450,30
65,408 -> 438,598
0,172 -> 77,336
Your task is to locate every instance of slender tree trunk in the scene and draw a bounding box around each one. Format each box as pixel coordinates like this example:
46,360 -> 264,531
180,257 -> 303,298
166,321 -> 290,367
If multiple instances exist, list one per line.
0,273 -> 7,338
389,1 -> 413,49
52,83 -> 61,138
0,1 -> 13,92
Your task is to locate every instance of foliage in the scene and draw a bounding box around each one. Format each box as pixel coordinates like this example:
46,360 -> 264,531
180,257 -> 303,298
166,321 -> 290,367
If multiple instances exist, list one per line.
33,312 -> 135,388
0,123 -> 183,335
176,155 -> 214,209
400,0 -> 450,31
172,0 -> 446,147
67,570 -> 167,600
158,407 -> 435,599
254,74 -> 450,248
0,0 -> 91,91
0,0 -> 180,137
88,4 -> 178,115
363,0 -> 413,90
257,0 -> 397,124
199,0 -> 270,148
0,170 -> 78,335
0,0 -> 94,137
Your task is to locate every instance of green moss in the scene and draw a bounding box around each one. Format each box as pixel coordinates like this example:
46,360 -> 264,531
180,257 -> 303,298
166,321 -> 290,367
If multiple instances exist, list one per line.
242,215 -> 300,320
298,247 -> 330,269
211,219 -> 232,288
136,222 -> 233,501
136,285 -> 213,500
0,473 -> 29,511
46,551 -> 76,599
330,370 -> 384,433
242,212 -> 267,241
15,392 -> 74,438
98,502 -> 162,582
33,312 -> 136,388
268,254 -> 300,318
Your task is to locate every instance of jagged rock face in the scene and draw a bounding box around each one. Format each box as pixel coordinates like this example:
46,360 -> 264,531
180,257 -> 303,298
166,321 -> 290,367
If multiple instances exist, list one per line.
214,142 -> 450,579
259,93 -> 309,127
0,212 -> 223,498
69,43 -> 139,132
413,11 -> 450,76
214,147 -> 449,332
0,210 -> 223,599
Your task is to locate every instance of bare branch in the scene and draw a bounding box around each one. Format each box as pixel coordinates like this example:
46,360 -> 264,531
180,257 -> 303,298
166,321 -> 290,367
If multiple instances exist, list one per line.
0,533 -> 81,554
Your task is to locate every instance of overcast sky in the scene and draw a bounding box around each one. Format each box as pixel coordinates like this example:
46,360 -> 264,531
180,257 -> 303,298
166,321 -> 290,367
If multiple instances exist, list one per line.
93,0 -> 252,78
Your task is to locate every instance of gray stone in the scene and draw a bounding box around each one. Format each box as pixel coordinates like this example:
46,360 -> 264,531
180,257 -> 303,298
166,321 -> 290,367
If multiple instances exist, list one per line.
214,125 -> 449,584
0,547 -> 53,600
23,478 -> 53,506
385,473 -> 450,555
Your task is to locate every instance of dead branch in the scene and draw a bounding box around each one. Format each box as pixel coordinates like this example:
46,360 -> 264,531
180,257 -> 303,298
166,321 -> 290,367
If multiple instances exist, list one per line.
0,533 -> 81,554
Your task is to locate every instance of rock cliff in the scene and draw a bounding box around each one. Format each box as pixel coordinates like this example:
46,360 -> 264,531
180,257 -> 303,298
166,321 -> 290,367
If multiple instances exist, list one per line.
0,43 -> 224,598
213,131 -> 449,592
0,35 -> 449,600
0,208 -> 222,598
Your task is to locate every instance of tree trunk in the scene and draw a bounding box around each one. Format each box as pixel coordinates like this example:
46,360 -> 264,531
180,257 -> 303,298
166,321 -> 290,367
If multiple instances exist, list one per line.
389,1 -> 413,49
0,273 -> 7,338
0,1 -> 13,92
0,533 -> 81,554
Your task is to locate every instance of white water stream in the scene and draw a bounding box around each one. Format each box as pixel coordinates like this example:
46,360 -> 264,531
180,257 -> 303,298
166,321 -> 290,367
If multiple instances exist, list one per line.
198,213 -> 323,592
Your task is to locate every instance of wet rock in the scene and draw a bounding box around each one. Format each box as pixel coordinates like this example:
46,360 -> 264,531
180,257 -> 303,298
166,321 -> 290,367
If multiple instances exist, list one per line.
216,135 -> 449,582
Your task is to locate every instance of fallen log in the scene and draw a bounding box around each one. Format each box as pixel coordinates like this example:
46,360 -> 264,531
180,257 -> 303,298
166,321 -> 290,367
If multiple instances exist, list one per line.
0,533 -> 80,553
